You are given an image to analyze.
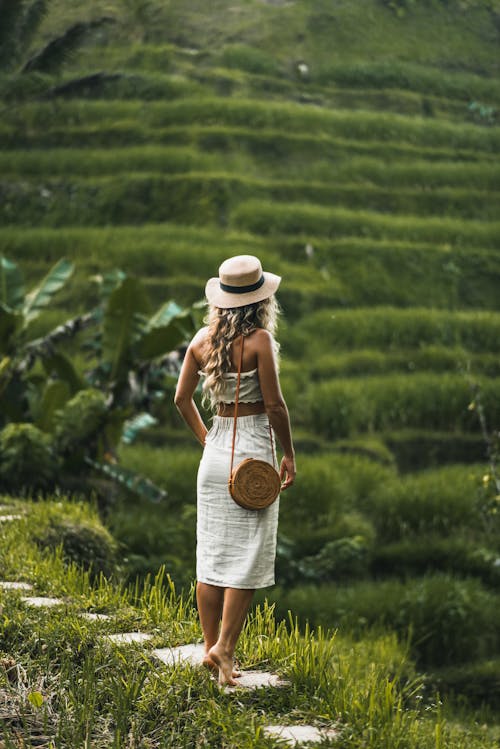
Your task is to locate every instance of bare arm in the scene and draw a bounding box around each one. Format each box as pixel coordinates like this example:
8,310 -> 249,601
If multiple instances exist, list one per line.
173,332 -> 208,447
257,330 -> 296,489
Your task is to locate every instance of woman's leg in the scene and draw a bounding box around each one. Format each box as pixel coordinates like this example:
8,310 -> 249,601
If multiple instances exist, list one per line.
196,581 -> 224,653
208,587 -> 254,685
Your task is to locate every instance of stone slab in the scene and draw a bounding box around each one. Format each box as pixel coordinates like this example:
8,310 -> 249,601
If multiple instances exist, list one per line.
0,581 -> 33,591
80,612 -> 112,621
21,596 -> 65,607
263,725 -> 337,745
225,670 -> 289,691
0,515 -> 23,522
103,632 -> 152,645
153,643 -> 205,666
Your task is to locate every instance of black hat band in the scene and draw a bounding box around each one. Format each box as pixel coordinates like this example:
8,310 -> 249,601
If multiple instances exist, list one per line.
219,275 -> 265,294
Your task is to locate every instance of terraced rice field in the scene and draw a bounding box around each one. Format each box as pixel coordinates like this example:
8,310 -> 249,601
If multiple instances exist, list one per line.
2,0 -> 500,713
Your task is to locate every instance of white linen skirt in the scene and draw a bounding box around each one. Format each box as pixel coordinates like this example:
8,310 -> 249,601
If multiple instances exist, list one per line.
196,413 -> 280,589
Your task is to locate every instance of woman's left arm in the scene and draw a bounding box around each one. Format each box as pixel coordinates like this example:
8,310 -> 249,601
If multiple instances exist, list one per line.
174,334 -> 208,447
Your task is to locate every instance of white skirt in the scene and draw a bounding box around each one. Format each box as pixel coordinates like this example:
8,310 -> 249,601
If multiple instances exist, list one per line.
196,413 -> 280,589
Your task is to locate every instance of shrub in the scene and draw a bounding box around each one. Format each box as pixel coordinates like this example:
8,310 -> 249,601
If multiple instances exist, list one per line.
307,374 -> 500,438
0,423 -> 58,494
233,199 -> 500,247
219,44 -> 280,76
53,389 -> 108,458
367,464 -> 486,541
383,429 -> 486,471
299,535 -> 371,582
286,308 -> 500,354
269,574 -> 500,667
33,517 -> 119,579
429,658 -> 500,709
372,536 -> 500,586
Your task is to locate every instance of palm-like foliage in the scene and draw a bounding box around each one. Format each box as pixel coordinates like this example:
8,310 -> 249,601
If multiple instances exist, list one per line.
0,257 -> 198,503
0,0 -> 113,76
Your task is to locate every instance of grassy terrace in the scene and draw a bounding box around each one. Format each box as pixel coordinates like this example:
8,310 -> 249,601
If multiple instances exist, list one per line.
2,0 -> 500,743
3,497 -> 497,747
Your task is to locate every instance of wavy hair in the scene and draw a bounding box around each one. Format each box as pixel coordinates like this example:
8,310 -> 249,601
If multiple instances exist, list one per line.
202,295 -> 280,409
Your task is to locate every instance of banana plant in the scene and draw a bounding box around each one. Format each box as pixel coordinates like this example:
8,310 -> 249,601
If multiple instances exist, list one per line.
0,255 -> 77,424
0,258 -> 199,503
0,0 -> 114,75
86,273 -> 197,413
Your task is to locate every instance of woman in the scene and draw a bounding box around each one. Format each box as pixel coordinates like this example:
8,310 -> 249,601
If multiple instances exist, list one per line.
174,254 -> 296,686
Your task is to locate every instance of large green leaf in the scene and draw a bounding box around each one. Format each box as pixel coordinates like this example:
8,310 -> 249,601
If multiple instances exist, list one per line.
0,257 -> 25,310
17,0 -> 49,59
90,269 -> 126,302
22,17 -> 115,74
0,304 -> 23,354
121,412 -> 158,444
41,351 -> 85,395
34,380 -> 71,432
102,277 -> 150,382
136,311 -> 194,360
23,258 -> 74,325
146,300 -> 183,331
85,456 -> 167,504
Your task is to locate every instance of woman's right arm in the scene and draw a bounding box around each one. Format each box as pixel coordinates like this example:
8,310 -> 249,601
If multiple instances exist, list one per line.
256,330 -> 296,490
173,330 -> 208,447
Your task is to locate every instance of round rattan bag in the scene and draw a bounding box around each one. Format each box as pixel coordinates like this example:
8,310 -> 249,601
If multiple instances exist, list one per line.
229,457 -> 281,510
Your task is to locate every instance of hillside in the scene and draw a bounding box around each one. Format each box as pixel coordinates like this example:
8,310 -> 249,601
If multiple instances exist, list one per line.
1,0 -> 500,743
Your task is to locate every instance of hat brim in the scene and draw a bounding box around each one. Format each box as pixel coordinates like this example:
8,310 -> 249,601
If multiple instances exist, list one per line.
205,271 -> 281,309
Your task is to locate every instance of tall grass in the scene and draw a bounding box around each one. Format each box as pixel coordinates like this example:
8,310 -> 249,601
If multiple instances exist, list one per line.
233,200 -> 500,247
306,373 -> 500,437
285,307 -> 500,355
3,98 -> 500,151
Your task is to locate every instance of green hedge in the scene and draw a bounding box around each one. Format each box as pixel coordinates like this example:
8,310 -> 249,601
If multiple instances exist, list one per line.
268,574 -> 500,668
3,98 -> 500,151
306,373 -> 500,437
372,537 -> 500,587
5,226 -> 500,312
314,60 -> 500,102
233,200 -> 500,247
0,146 -> 218,178
429,659 -> 500,709
366,464 -> 487,540
310,348 -> 500,379
285,308 -> 500,355
382,429 -> 486,470
3,171 -> 497,229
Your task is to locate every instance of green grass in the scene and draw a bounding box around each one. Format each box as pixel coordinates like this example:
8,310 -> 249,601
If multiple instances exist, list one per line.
284,307 -> 500,355
233,200 -> 500,246
4,495 -> 496,748
306,373 -> 500,437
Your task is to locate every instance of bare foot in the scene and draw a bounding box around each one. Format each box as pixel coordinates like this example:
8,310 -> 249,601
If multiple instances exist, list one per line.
202,655 -> 241,678
208,644 -> 237,686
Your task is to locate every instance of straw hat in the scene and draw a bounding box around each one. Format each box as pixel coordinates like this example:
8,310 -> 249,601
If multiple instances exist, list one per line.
205,255 -> 281,309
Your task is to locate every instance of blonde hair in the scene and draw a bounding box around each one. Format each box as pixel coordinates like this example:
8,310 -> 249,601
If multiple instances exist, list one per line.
202,295 -> 280,409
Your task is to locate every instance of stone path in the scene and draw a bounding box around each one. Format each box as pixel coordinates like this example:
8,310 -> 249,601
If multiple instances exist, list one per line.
264,726 -> 338,744
81,612 -> 111,621
0,501 -> 337,745
103,632 -> 153,645
0,581 -> 33,591
21,596 -> 66,608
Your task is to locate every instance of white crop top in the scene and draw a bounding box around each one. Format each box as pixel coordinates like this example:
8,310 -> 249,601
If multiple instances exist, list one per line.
198,368 -> 263,404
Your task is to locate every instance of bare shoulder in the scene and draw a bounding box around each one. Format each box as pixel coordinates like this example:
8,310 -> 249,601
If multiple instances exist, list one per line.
252,328 -> 274,350
189,326 -> 209,365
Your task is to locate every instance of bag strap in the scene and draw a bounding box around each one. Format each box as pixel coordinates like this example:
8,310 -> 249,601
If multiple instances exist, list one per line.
230,334 -> 245,478
230,334 -> 277,478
